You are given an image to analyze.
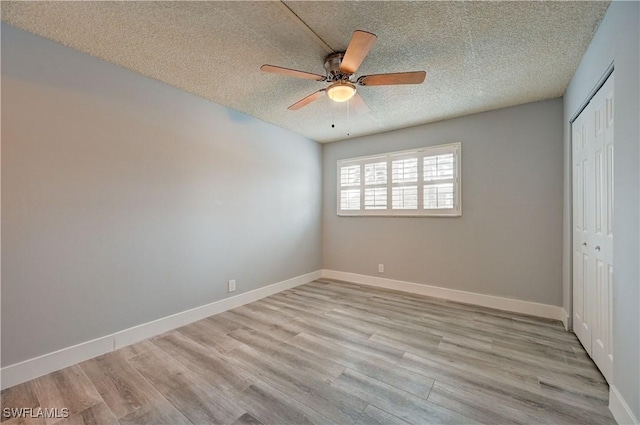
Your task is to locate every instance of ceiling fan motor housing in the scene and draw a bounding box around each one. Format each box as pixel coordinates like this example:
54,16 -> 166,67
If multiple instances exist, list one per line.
324,52 -> 352,82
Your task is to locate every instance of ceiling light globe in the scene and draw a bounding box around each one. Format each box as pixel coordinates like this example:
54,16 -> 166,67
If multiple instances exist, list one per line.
327,82 -> 356,102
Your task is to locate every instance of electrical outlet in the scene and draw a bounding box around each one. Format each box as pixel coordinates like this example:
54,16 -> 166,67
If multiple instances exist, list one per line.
378,264 -> 384,273
228,279 -> 236,293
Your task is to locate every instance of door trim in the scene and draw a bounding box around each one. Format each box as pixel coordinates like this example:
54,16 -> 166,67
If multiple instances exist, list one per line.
569,62 -> 614,124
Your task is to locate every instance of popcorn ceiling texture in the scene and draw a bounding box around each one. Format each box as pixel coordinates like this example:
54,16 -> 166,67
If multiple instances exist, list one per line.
1,1 -> 609,143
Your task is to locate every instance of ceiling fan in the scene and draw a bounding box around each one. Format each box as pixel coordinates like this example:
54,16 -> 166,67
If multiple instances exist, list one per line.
261,30 -> 426,111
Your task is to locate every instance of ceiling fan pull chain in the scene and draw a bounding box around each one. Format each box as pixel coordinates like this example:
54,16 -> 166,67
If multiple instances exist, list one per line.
347,100 -> 351,137
331,102 -> 336,129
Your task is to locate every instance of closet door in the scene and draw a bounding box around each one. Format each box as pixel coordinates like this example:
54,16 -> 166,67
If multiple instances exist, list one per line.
571,72 -> 614,383
572,104 -> 591,352
589,75 -> 614,383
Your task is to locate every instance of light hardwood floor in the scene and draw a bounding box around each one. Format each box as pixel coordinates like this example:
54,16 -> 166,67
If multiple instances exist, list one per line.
1,279 -> 617,425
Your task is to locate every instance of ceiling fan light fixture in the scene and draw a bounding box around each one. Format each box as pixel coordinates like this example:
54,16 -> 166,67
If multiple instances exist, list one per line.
327,81 -> 356,102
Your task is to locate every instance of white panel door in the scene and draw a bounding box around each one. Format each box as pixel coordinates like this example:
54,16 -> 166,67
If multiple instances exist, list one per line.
572,107 -> 592,352
572,72 -> 614,383
589,74 -> 614,382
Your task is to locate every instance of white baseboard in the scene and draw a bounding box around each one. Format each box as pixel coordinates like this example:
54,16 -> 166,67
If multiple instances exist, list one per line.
1,270 -> 322,390
321,270 -> 565,322
610,385 -> 640,425
561,308 -> 570,330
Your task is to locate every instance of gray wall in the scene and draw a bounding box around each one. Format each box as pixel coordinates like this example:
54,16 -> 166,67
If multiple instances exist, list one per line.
323,99 -> 564,306
1,24 -> 322,367
563,1 -> 639,418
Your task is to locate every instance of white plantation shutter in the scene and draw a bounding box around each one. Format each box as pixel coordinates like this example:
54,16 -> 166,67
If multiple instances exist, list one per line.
337,142 -> 461,216
424,153 -> 454,181
340,165 -> 360,186
423,153 -> 456,209
392,186 -> 418,209
339,164 -> 361,210
364,187 -> 387,209
391,157 -> 418,209
392,158 -> 418,183
364,161 -> 387,210
364,162 -> 387,185
340,189 -> 360,210
424,184 -> 454,209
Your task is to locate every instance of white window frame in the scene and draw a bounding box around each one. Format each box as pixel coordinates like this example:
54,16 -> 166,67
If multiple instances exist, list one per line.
337,142 -> 462,217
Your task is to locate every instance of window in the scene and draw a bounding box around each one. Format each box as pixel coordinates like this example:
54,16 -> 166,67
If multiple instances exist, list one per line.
337,142 -> 461,216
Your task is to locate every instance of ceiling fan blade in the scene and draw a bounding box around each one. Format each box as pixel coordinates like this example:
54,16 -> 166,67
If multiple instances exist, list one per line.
261,64 -> 325,81
349,92 -> 369,114
288,89 -> 326,110
340,30 -> 377,74
359,71 -> 426,86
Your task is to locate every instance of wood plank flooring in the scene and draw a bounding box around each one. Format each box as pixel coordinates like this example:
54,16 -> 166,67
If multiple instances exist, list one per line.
1,279 -> 617,425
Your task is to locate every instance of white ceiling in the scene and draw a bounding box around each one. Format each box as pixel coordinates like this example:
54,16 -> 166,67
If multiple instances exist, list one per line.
1,1 -> 609,143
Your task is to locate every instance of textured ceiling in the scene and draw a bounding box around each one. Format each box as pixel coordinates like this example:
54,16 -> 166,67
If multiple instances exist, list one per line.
1,1 -> 609,143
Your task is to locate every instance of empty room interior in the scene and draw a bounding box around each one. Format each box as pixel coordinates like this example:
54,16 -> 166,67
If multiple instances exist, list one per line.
1,1 -> 639,425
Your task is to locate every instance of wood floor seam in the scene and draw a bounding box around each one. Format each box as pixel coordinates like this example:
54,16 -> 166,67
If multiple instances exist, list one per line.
115,356 -> 187,423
